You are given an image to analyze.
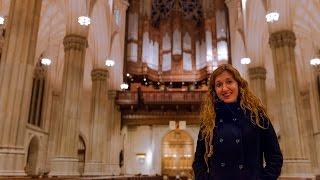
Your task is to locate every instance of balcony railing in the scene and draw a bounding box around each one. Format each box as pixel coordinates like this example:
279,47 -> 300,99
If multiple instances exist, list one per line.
116,91 -> 206,106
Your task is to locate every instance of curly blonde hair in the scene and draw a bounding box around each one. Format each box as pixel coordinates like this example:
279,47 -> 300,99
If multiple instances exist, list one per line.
200,64 -> 269,141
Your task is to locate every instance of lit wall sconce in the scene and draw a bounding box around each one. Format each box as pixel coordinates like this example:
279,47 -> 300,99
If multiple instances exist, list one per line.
78,16 -> 91,26
41,58 -> 52,66
310,49 -> 320,70
241,57 -> 251,65
105,59 -> 115,67
265,12 -> 280,23
0,16 -> 5,25
136,153 -> 146,164
120,83 -> 129,90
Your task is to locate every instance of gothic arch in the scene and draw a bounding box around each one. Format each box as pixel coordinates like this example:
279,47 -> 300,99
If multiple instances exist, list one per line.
25,135 -> 40,176
161,129 -> 194,179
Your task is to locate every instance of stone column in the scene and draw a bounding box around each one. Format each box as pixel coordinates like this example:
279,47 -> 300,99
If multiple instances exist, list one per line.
269,30 -> 312,175
84,68 -> 109,175
248,67 -> 267,105
50,34 -> 88,176
311,66 -> 320,175
107,90 -> 121,175
46,91 -> 60,172
0,0 -> 42,175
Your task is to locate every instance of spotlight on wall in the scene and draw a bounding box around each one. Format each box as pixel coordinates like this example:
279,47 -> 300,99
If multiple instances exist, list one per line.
78,16 -> 91,26
241,57 -> 251,65
0,16 -> 4,25
265,12 -> 279,23
120,83 -> 129,90
41,58 -> 52,66
105,59 -> 115,67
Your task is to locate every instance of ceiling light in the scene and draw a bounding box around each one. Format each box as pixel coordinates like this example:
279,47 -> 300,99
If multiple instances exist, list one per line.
143,78 -> 146,81
241,57 -> 251,64
265,12 -> 279,23
120,83 -> 129,90
0,16 -> 4,25
41,58 -> 51,66
126,73 -> 130,77
78,16 -> 91,26
105,59 -> 115,67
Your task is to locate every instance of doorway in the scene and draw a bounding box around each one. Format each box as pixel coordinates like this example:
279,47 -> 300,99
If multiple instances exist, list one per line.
162,129 -> 193,179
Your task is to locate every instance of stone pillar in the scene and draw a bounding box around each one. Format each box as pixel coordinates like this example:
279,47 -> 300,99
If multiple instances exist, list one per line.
107,90 -> 121,175
248,67 -> 267,105
84,68 -> 109,175
269,30 -> 312,175
311,66 -> 320,175
0,0 -> 42,175
46,91 -> 60,171
50,34 -> 88,176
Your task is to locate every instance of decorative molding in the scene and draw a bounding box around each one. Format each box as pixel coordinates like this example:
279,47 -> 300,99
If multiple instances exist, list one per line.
269,30 -> 296,48
108,90 -> 118,99
248,66 -> 266,80
91,68 -> 108,81
63,34 -> 88,51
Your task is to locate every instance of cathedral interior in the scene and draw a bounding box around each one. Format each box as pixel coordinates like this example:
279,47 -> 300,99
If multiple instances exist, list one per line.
0,0 -> 320,179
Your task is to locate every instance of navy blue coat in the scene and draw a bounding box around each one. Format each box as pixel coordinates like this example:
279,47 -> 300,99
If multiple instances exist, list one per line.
193,101 -> 283,180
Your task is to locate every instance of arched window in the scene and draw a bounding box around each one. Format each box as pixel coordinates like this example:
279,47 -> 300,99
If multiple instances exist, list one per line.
28,60 -> 47,127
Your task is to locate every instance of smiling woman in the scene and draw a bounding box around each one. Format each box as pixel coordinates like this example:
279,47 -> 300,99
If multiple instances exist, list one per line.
193,64 -> 283,180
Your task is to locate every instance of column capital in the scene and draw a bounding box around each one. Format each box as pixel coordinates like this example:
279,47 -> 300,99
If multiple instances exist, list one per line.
63,34 -> 88,51
248,66 -> 266,80
91,68 -> 108,81
225,0 -> 239,9
269,30 -> 296,49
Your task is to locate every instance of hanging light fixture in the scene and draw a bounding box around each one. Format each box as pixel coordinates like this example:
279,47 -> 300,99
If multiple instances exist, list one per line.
310,57 -> 320,66
241,57 -> 251,64
105,59 -> 115,67
78,16 -> 91,26
0,16 -> 4,25
120,83 -> 129,90
41,58 -> 52,66
310,49 -> 320,67
265,12 -> 279,23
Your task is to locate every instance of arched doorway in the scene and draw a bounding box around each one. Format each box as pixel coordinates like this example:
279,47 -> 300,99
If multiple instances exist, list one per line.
162,129 -> 193,179
77,136 -> 86,175
25,136 -> 39,176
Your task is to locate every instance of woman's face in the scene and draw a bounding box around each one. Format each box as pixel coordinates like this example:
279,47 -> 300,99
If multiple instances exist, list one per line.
214,71 -> 239,103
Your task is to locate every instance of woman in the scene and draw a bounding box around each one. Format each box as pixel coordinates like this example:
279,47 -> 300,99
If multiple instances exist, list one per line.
193,64 -> 283,180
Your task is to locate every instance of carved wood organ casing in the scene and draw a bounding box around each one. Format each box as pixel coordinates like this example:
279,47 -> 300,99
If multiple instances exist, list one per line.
125,0 -> 230,86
